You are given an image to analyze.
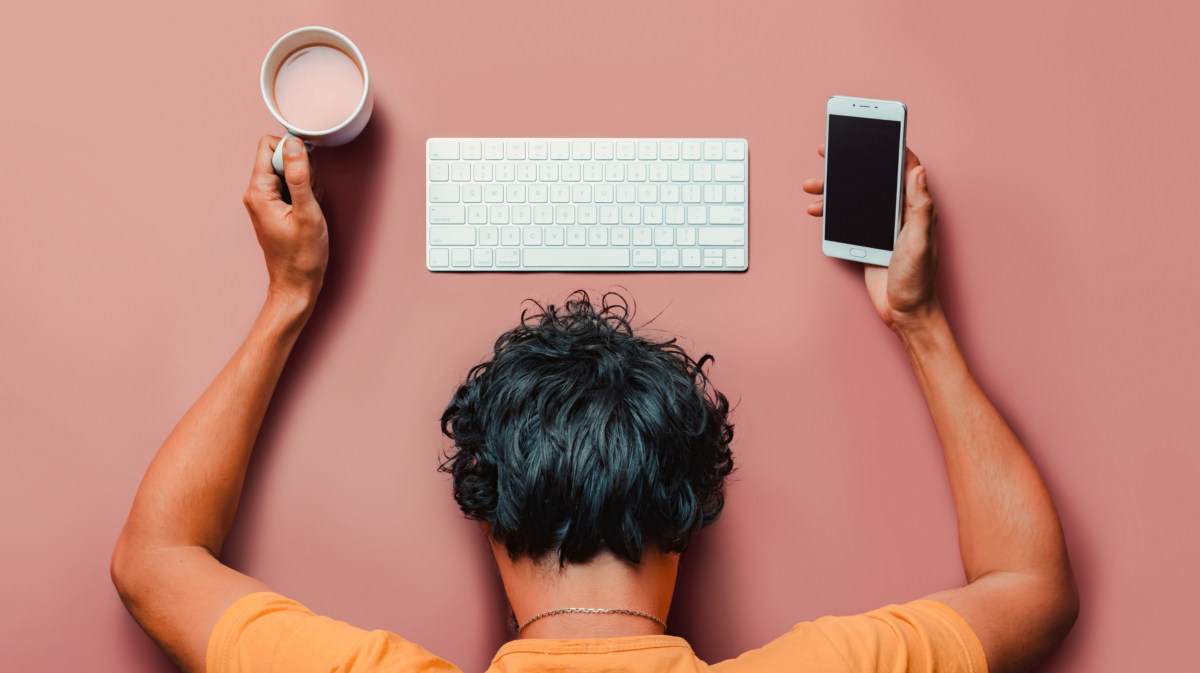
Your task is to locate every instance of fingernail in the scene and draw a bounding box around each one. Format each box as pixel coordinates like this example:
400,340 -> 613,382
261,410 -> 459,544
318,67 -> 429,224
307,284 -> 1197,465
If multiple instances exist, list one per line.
917,168 -> 926,187
285,138 -> 303,157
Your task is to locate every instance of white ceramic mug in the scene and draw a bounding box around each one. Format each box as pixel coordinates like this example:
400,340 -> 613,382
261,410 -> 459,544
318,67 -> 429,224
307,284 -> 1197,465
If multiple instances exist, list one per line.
260,26 -> 373,175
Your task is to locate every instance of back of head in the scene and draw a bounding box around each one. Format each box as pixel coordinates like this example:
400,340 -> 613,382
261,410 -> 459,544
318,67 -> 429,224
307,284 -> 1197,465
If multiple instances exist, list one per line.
440,290 -> 735,567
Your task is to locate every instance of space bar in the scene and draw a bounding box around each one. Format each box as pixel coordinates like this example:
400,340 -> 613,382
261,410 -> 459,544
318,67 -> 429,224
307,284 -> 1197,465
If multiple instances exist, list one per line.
523,249 -> 630,267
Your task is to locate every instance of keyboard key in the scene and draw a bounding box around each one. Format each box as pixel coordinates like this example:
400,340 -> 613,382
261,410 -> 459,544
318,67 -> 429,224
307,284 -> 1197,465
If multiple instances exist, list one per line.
429,205 -> 466,224
708,206 -> 746,225
627,163 -> 647,181
517,164 -> 537,181
644,205 -> 663,224
489,205 -> 509,224
692,163 -> 712,181
533,205 -> 553,224
571,184 -> 592,203
473,163 -> 493,182
654,227 -> 673,246
670,164 -> 690,182
429,184 -> 460,203
676,226 -> 696,246
588,226 -> 608,246
497,249 -> 521,266
556,205 -> 575,224
621,205 -> 641,224
726,184 -> 745,203
501,227 -> 521,246
479,227 -> 498,245
451,162 -> 471,181
462,141 -> 483,160
686,205 -> 707,224
572,141 -> 592,159
698,227 -> 745,246
484,184 -> 503,203
428,141 -> 459,160
484,141 -> 504,159
468,205 -> 487,224
524,248 -> 630,267
682,185 -> 702,203
474,248 -> 494,267
567,228 -> 587,246
611,227 -> 630,245
529,185 -> 548,203
594,141 -> 614,159
725,140 -> 745,161
704,185 -> 723,203
428,248 -> 449,267
506,184 -> 527,202
550,185 -> 570,203
462,185 -> 482,203
648,162 -> 669,182
495,162 -> 515,181
715,164 -> 745,182
550,141 -> 570,159
561,162 -> 581,181
506,141 -> 525,159
451,248 -> 471,267
578,205 -> 598,224
599,205 -> 619,224
703,254 -> 724,267
634,249 -> 657,266
703,141 -> 723,160
682,141 -> 702,160
633,227 -> 652,246
682,249 -> 701,267
429,162 -> 449,181
660,141 -> 680,160
522,226 -> 542,245
545,227 -> 565,245
429,226 -> 475,245
726,249 -> 745,268
638,140 -> 657,160
660,249 -> 680,267
638,185 -> 657,202
616,141 -> 636,159
528,141 -> 548,159
665,205 -> 685,224
583,163 -> 603,181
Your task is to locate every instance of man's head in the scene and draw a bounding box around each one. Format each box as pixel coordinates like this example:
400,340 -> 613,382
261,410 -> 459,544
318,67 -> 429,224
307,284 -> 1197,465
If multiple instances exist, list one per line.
440,290 -> 735,567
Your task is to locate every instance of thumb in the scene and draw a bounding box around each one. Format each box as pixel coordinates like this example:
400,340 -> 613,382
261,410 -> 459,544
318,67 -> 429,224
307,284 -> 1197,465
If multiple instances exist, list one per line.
902,165 -> 934,237
281,137 -> 315,207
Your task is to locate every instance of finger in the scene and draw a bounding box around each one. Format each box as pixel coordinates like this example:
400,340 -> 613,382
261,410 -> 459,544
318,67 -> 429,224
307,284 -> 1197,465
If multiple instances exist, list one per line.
246,135 -> 283,201
818,144 -> 825,158
806,199 -> 823,217
902,165 -> 934,239
281,137 -> 316,209
903,146 -> 922,180
802,178 -> 824,195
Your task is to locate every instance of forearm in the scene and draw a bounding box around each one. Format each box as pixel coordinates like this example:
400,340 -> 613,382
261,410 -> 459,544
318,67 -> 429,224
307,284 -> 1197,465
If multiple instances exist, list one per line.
899,308 -> 1072,586
118,291 -> 314,555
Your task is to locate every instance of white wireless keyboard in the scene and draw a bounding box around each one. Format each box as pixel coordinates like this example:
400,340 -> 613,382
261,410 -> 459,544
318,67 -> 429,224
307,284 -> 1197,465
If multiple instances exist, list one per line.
426,138 -> 748,271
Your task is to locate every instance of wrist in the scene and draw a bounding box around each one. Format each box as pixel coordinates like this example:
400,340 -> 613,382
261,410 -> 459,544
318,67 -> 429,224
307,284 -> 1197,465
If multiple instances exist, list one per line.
893,301 -> 952,355
265,284 -> 319,327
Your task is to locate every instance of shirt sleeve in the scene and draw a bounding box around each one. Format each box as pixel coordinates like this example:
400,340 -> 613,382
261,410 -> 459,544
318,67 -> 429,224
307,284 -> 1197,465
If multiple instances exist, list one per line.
206,591 -> 463,673
710,599 -> 988,673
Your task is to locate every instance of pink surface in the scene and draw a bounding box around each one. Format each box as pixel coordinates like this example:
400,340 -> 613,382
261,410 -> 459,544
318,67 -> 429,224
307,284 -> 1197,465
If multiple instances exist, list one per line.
1,1 -> 1197,671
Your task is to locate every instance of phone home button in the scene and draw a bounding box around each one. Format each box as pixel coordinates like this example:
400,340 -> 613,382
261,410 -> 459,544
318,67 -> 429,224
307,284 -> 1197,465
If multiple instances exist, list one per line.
849,248 -> 867,258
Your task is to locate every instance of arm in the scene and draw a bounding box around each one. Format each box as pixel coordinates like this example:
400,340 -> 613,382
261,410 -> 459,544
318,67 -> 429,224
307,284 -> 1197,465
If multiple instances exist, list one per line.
111,135 -> 329,673
805,148 -> 1078,673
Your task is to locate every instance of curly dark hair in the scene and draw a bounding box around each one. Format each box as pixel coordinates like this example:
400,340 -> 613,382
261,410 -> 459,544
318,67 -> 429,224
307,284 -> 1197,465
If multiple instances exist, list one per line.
439,290 -> 735,567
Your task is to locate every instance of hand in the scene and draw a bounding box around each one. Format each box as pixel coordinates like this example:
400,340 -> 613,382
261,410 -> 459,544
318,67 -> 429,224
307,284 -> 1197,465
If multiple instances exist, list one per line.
242,135 -> 329,307
804,145 -> 942,334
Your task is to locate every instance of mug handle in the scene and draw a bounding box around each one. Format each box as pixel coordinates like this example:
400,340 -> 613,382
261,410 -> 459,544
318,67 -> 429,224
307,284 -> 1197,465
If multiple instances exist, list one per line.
271,132 -> 314,176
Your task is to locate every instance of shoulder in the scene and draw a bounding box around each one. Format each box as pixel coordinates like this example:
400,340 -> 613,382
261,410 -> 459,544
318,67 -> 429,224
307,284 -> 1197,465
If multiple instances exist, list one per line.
710,600 -> 987,673
207,592 -> 462,673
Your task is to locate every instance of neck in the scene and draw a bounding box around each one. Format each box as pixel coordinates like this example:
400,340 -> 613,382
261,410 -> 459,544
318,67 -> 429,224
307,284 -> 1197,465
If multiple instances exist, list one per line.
490,541 -> 679,639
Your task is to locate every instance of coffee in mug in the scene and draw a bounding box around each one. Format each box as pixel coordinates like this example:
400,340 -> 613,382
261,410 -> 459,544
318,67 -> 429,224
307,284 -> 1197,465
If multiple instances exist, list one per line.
273,44 -> 364,132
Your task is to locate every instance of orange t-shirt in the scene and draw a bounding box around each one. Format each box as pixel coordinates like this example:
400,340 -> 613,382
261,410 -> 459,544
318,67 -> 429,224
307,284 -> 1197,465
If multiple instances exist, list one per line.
207,591 -> 988,673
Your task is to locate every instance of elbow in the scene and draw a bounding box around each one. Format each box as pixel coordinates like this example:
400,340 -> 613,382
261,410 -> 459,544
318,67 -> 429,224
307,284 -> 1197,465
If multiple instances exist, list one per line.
109,530 -> 138,604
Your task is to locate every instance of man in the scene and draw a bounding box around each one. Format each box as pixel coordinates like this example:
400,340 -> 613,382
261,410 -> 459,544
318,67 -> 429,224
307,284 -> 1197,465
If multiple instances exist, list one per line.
111,135 -> 1078,673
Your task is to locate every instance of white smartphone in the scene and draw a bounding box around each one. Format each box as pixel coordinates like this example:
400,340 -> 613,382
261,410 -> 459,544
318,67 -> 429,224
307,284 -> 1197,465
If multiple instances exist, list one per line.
822,96 -> 907,266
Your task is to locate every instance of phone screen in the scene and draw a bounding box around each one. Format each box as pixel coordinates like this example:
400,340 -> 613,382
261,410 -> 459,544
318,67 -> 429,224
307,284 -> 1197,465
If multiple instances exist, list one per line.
825,114 -> 903,251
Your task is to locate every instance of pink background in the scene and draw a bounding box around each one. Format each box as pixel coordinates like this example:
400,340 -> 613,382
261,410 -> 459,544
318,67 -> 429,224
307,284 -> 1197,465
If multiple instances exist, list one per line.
2,1 -> 1197,670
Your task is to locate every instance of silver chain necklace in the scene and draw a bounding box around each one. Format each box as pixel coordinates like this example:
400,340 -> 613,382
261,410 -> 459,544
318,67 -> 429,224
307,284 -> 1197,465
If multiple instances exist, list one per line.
516,607 -> 667,633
